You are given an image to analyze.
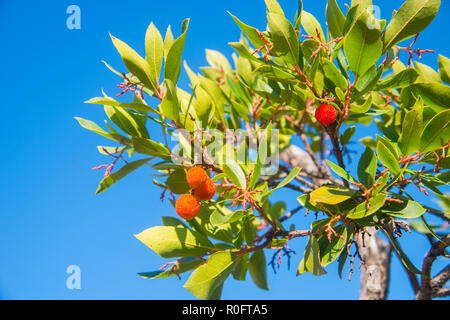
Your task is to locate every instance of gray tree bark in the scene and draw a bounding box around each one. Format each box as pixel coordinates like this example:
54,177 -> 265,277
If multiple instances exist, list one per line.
357,228 -> 392,300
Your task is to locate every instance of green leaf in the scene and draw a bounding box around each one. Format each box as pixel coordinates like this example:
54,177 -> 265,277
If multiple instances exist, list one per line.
322,58 -> 348,91
309,186 -> 356,205
297,235 -> 327,276
265,0 -> 284,16
222,158 -> 247,189
138,257 -> 204,279
163,25 -> 175,60
85,96 -> 159,114
161,216 -> 189,228
164,18 -> 189,84
166,169 -> 190,194
160,79 -> 180,122
301,11 -> 325,42
419,215 -> 445,242
145,22 -> 163,89
347,194 -> 387,219
344,10 -> 382,76
376,68 -> 419,90
326,0 -> 346,39
294,0 -> 303,30
413,83 -> 450,112
377,140 -> 401,175
398,100 -> 423,155
248,250 -> 270,290
438,54 -> 450,84
183,251 -> 238,300
420,110 -> 450,153
104,104 -> 148,138
380,226 -> 422,274
75,117 -> 130,144
267,12 -> 299,65
232,253 -> 249,281
327,160 -> 358,184
135,226 -> 214,259
383,199 -> 426,219
132,137 -> 171,158
228,13 -> 264,49
96,157 -> 151,194
358,147 -> 377,188
415,61 -> 441,83
340,126 -> 356,147
110,34 -> 159,94
319,225 -> 347,266
262,167 -> 301,200
383,0 -> 441,52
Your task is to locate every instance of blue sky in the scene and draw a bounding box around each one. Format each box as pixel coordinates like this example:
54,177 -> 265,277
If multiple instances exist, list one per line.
0,0 -> 448,300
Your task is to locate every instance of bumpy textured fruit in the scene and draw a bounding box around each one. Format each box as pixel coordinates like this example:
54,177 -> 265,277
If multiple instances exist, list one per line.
193,178 -> 216,201
315,104 -> 337,126
186,167 -> 208,189
175,194 -> 200,220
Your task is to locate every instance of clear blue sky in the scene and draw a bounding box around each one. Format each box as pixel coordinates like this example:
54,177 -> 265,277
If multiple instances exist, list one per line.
0,0 -> 448,300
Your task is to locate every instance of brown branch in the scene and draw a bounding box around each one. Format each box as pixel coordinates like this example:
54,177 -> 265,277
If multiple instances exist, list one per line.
416,235 -> 450,300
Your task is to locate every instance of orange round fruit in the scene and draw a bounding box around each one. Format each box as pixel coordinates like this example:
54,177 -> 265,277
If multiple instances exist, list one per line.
186,167 -> 208,189
315,103 -> 337,126
175,194 -> 200,220
193,178 -> 216,201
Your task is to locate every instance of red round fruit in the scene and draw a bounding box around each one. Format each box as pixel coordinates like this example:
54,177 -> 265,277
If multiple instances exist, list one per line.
315,104 -> 337,126
175,194 -> 200,220
193,178 -> 216,201
186,167 -> 208,189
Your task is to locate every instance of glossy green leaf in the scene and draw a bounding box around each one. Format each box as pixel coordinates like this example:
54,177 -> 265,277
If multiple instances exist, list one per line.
297,235 -> 327,276
377,140 -> 401,175
376,68 -> 418,90
420,110 -> 450,153
135,225 -> 214,259
309,186 -> 356,205
132,137 -> 171,158
383,199 -> 426,219
160,79 -> 180,122
75,117 -> 130,144
301,11 -> 325,42
383,0 -> 441,52
265,0 -> 284,16
228,13 -> 264,49
398,100 -> 423,155
380,227 -> 422,274
110,34 -> 159,94
145,22 -> 163,89
413,83 -> 450,112
344,10 -> 382,76
164,18 -> 189,84
139,257 -> 204,279
326,0 -> 346,39
358,147 -> 377,188
248,250 -> 270,290
319,225 -> 347,266
322,58 -> 348,91
96,157 -> 151,194
222,158 -> 247,188
166,169 -> 190,194
438,54 -> 450,84
183,251 -> 238,300
347,194 -> 387,219
327,160 -> 358,184
267,12 -> 299,65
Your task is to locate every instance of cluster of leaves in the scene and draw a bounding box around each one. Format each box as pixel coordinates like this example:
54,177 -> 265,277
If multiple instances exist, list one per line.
78,0 -> 449,299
